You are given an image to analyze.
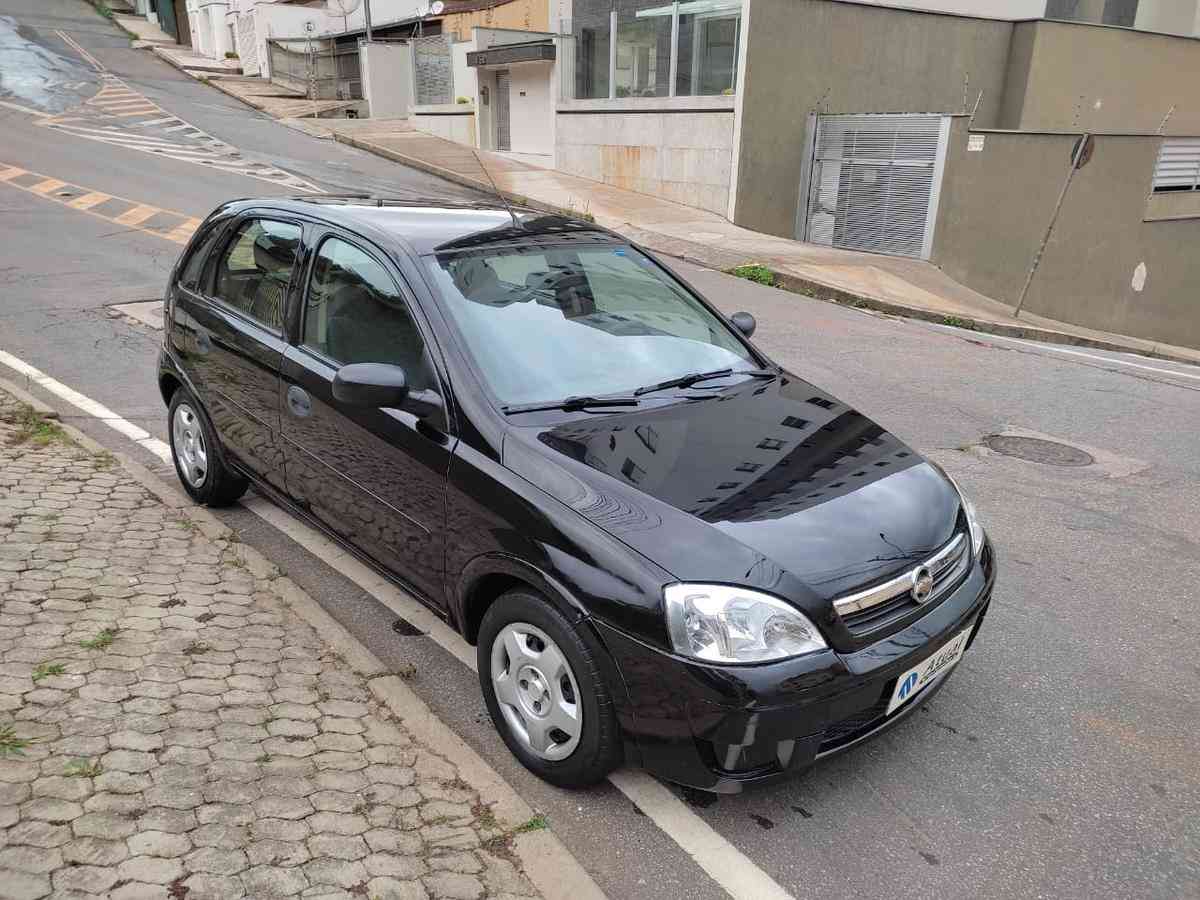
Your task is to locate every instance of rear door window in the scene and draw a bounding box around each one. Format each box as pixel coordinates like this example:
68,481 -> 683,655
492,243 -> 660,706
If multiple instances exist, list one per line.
212,218 -> 301,332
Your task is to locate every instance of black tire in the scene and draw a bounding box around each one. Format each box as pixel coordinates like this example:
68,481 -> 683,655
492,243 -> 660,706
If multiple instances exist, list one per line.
478,588 -> 623,789
167,387 -> 247,507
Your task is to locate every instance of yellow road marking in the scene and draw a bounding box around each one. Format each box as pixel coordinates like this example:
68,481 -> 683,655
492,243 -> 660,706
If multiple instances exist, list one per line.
67,191 -> 111,210
112,108 -> 160,118
29,178 -> 67,195
166,218 -> 202,243
0,160 -> 198,245
113,204 -> 159,226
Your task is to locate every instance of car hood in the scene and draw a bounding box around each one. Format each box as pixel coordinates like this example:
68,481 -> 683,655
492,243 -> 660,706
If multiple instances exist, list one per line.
502,372 -> 961,604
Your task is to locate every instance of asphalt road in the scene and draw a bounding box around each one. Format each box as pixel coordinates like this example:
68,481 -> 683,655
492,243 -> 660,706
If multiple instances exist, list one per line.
1,3 -> 1198,898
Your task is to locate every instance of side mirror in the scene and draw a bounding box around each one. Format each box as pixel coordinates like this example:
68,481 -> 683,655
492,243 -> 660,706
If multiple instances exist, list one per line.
332,363 -> 409,409
731,311 -> 757,338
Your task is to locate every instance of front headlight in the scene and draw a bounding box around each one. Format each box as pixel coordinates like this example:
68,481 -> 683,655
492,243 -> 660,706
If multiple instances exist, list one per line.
935,466 -> 986,558
664,584 -> 827,664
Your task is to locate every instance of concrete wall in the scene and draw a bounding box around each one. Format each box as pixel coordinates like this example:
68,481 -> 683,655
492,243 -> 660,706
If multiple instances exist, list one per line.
1134,0 -> 1200,35
508,62 -> 555,155
361,41 -> 413,118
733,0 -> 1014,237
847,0 -> 1045,17
556,96 -> 735,214
412,105 -> 478,145
1001,20 -> 1200,134
933,122 -> 1200,347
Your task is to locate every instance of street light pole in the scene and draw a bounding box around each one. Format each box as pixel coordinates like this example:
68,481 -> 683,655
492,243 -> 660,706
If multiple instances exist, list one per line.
364,0 -> 372,41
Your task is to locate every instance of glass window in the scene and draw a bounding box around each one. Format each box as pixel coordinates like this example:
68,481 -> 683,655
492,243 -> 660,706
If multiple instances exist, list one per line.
212,219 -> 300,331
424,242 -> 758,406
677,2 -> 741,97
616,4 -> 672,98
574,14 -> 611,99
177,221 -> 226,293
303,238 -> 432,387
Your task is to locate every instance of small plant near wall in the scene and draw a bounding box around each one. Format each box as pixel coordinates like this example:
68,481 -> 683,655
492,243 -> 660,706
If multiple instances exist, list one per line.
456,96 -> 471,104
225,51 -> 239,59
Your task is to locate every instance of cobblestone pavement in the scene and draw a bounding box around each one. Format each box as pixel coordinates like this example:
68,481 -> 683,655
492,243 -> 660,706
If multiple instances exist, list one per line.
0,389 -> 545,900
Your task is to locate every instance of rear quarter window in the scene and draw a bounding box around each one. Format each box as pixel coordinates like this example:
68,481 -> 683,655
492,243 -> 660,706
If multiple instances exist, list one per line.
176,221 -> 227,293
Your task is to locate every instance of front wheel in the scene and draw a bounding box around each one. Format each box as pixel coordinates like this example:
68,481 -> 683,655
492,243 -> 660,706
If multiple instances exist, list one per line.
168,388 -> 247,507
478,589 -> 622,788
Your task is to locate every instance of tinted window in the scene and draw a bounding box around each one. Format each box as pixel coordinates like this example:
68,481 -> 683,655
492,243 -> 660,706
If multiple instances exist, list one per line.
424,243 -> 756,405
212,219 -> 300,331
303,238 -> 432,388
177,221 -> 226,292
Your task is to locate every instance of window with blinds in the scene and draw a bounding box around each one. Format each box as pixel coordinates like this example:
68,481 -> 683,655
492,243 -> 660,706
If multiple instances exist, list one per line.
1152,139 -> 1200,193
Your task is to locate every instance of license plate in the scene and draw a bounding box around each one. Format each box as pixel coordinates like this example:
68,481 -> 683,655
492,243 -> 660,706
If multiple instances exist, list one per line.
886,626 -> 972,715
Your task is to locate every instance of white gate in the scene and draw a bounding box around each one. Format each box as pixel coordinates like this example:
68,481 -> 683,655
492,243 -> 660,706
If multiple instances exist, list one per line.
804,114 -> 951,260
495,70 -> 512,152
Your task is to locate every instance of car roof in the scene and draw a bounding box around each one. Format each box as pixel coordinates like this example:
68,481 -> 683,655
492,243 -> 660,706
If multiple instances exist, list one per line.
219,197 -> 619,256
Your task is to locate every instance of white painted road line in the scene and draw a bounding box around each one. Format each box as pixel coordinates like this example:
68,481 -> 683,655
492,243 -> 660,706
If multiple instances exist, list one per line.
0,346 -> 796,900
938,327 -> 1200,381
0,99 -> 51,118
55,29 -> 106,72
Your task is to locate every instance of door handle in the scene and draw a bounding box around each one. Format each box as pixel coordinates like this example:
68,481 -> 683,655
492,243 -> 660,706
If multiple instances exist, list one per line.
286,385 -> 312,418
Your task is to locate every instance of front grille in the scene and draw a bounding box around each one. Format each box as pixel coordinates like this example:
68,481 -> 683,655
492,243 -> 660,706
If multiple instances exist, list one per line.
837,530 -> 970,637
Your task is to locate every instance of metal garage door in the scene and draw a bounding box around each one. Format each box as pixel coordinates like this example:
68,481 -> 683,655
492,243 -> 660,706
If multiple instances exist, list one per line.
804,114 -> 951,259
495,70 -> 511,152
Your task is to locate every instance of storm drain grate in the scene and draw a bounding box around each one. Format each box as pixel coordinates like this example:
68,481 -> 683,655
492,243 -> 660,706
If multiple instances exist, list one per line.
983,435 -> 1094,467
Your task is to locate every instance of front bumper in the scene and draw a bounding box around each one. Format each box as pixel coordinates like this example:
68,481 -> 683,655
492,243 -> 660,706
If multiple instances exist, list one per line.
599,540 -> 996,793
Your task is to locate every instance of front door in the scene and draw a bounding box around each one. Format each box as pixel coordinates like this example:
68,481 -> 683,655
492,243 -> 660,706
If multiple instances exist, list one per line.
495,69 -> 511,151
192,216 -> 301,489
279,233 -> 453,605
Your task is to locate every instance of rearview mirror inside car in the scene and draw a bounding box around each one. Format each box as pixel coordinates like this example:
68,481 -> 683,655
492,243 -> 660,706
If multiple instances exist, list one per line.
731,311 -> 757,338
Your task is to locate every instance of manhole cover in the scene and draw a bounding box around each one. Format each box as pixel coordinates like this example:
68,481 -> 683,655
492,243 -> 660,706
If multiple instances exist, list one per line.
983,435 -> 1094,467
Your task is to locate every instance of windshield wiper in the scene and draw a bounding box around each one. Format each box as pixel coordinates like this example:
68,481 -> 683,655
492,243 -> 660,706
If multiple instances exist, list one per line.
502,395 -> 641,415
633,367 -> 776,397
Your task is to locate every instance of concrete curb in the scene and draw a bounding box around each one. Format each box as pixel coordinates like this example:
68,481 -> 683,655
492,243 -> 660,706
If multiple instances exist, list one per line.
0,373 -> 606,900
150,44 -> 244,77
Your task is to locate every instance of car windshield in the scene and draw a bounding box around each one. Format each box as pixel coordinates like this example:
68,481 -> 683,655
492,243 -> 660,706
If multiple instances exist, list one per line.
424,242 -> 758,406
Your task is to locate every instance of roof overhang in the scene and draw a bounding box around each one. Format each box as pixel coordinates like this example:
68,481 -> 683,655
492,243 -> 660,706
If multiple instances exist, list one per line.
467,40 -> 555,67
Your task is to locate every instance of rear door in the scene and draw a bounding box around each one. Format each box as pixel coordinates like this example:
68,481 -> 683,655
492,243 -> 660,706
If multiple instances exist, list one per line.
279,232 -> 454,605
190,215 -> 303,489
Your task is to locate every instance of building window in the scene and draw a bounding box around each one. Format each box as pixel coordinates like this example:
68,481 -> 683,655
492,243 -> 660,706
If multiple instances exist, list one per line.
781,416 -> 809,430
571,1 -> 742,100
807,396 -> 834,409
757,438 -> 785,451
1152,139 -> 1200,193
735,461 -> 760,473
635,424 -> 659,453
717,481 -> 740,490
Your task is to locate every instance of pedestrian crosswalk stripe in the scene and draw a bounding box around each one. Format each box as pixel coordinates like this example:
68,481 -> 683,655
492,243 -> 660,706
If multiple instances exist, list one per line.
0,161 -> 200,245
29,178 -> 67,195
67,191 -> 111,210
114,204 -> 160,226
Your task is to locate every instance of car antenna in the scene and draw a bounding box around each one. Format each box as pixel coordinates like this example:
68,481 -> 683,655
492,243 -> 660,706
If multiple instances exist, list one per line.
471,149 -> 523,230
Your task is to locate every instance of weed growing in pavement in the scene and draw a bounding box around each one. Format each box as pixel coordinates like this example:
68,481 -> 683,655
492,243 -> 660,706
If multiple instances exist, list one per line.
64,758 -> 102,777
256,753 -> 271,763
79,628 -> 118,650
471,802 -> 499,831
182,640 -> 210,656
0,725 -> 31,757
515,813 -> 549,833
942,315 -> 978,330
726,264 -> 775,287
93,450 -> 116,469
31,662 -> 66,683
1,403 -> 68,447
89,1 -> 115,20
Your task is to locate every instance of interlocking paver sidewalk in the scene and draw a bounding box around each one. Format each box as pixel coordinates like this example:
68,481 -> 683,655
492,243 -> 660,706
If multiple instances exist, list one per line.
0,388 -> 545,900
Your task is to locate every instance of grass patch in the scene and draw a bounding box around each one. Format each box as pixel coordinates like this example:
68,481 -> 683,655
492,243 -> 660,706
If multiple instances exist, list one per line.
79,628 -> 118,650
942,315 -> 978,330
31,662 -> 67,683
1,403 -> 68,448
0,724 -> 31,758
514,813 -> 549,833
64,758 -> 102,777
90,1 -> 115,20
726,264 -> 775,287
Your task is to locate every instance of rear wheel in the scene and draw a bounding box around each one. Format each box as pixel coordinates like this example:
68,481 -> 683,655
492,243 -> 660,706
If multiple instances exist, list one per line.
168,388 -> 247,507
478,588 -> 622,788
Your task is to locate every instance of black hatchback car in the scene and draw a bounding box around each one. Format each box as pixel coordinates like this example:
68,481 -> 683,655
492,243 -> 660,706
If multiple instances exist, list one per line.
159,197 -> 995,793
